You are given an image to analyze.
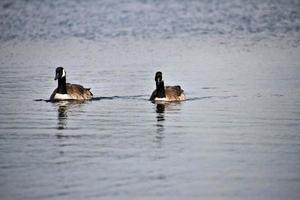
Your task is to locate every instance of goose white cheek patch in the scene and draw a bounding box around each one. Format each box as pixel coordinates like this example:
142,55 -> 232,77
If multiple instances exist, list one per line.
61,69 -> 66,78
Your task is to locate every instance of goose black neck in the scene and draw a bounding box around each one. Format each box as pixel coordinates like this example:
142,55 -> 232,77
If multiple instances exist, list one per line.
156,81 -> 165,98
57,77 -> 67,94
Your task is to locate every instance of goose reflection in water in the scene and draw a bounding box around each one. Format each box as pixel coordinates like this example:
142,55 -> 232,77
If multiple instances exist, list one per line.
57,103 -> 69,130
155,101 -> 182,131
155,103 -> 165,140
154,102 -> 182,145
156,103 -> 165,120
155,102 -> 182,118
55,101 -> 86,130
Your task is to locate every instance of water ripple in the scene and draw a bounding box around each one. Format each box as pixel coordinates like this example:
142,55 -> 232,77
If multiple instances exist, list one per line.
0,0 -> 299,46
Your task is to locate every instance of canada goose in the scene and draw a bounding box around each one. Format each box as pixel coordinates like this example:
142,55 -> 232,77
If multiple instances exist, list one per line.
150,71 -> 186,102
50,67 -> 93,101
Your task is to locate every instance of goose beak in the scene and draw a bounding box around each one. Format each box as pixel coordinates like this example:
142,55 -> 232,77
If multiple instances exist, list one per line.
54,73 -> 59,80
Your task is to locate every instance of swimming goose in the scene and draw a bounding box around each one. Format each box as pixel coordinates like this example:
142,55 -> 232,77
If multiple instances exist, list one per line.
50,67 -> 93,101
150,71 -> 186,102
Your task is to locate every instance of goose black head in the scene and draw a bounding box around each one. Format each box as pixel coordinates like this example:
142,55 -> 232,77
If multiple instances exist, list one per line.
54,67 -> 66,80
155,71 -> 163,85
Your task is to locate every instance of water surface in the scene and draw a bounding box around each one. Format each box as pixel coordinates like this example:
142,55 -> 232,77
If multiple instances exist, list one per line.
0,0 -> 300,200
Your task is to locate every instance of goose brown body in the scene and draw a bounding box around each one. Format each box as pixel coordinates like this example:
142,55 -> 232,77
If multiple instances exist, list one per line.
150,86 -> 185,101
50,83 -> 93,101
50,67 -> 93,101
150,71 -> 186,102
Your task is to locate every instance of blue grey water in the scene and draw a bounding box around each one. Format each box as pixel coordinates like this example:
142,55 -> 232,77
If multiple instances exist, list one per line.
0,0 -> 300,199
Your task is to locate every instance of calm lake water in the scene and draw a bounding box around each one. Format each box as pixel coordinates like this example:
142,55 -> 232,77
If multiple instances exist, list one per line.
0,0 -> 300,200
